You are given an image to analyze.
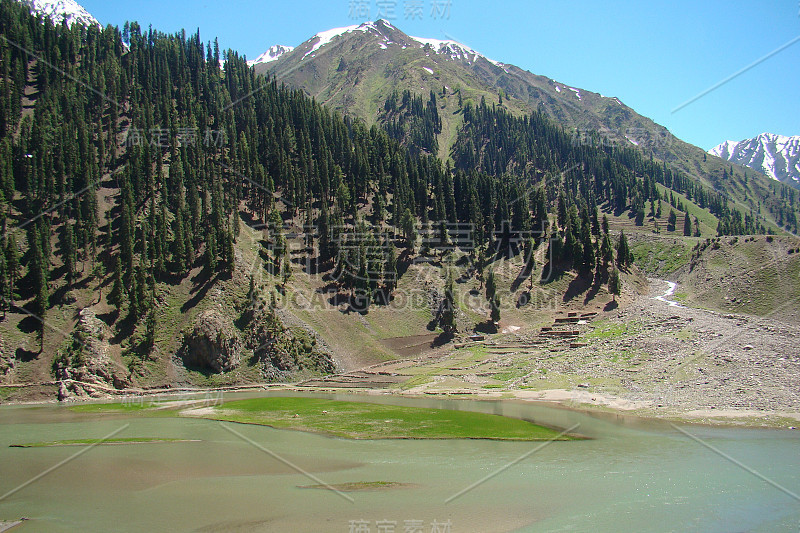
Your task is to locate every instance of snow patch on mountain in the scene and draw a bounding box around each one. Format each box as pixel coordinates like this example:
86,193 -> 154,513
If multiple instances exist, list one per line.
19,0 -> 99,28
568,87 -> 581,101
303,24 -> 363,59
247,45 -> 294,67
408,36 -> 501,66
710,133 -> 800,185
297,20 -> 400,59
600,94 -> 622,105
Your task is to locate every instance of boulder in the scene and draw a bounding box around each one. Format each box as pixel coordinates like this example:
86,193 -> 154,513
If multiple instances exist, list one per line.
182,309 -> 242,372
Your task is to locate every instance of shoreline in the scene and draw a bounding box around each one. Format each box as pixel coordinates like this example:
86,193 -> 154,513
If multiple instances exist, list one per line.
3,381 -> 798,430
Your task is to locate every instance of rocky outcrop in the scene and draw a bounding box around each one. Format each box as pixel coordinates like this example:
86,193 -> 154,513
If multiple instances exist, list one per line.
182,309 -> 243,372
243,304 -> 335,380
55,308 -> 130,400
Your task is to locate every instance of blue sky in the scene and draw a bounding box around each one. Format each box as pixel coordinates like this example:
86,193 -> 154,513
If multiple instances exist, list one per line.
81,0 -> 800,150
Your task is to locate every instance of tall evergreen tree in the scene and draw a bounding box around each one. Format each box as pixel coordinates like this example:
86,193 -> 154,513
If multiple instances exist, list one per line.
108,255 -> 124,313
616,231 -> 633,268
440,271 -> 456,334
63,222 -> 77,286
608,269 -> 621,302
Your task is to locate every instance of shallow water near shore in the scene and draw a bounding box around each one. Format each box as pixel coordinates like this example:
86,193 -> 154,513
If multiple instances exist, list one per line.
0,391 -> 798,532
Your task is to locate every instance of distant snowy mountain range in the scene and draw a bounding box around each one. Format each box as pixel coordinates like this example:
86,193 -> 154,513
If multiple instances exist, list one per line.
247,45 -> 294,67
710,133 -> 800,187
19,0 -> 99,28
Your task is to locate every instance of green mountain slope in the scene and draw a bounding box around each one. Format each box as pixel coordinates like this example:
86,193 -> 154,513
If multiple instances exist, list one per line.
257,20 -> 798,235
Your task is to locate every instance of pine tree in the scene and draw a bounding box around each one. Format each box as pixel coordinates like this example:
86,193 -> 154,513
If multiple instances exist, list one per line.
108,255 -> 124,313
400,208 -> 416,248
490,295 -> 501,324
28,227 -> 48,350
600,233 -> 613,269
281,255 -> 292,287
580,224 -> 595,275
134,266 -> 147,317
6,235 -> 19,307
223,230 -> 235,274
524,237 -> 536,289
206,226 -> 217,271
384,243 -> 398,293
0,250 -> 7,316
172,208 -> 187,273
635,208 -> 645,226
63,222 -> 77,285
616,230 -> 633,268
683,212 -> 692,236
318,202 -> 333,261
608,269 -> 621,302
667,210 -> 677,231
29,227 -> 48,317
486,269 -> 497,302
440,271 -> 456,334
476,245 -> 486,289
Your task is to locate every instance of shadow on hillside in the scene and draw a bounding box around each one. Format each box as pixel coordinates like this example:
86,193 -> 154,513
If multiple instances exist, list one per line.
111,313 -> 138,344
182,271 -> 219,313
15,347 -> 39,362
15,312 -> 40,335
510,265 -> 533,292
431,331 -> 454,347
96,309 -> 119,326
474,320 -> 498,335
563,274 -> 592,303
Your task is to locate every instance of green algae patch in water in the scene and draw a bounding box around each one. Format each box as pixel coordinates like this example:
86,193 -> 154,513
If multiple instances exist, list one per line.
195,397 -> 577,440
10,437 -> 198,447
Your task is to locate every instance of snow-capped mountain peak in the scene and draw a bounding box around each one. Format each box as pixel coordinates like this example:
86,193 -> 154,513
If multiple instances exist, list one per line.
301,20 -> 395,59
710,133 -> 800,186
250,19 -> 504,69
19,0 -> 100,28
408,36 -> 501,66
247,45 -> 294,67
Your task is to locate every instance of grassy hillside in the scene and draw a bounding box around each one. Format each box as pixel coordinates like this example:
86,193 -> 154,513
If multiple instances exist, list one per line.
676,235 -> 800,320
